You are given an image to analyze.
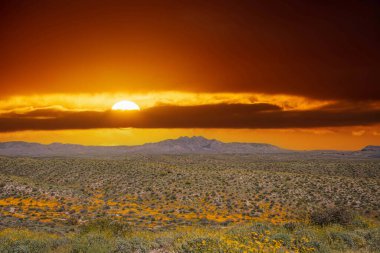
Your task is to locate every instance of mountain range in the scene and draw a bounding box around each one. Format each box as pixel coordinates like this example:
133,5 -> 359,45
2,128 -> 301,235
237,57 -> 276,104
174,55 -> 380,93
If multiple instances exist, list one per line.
0,136 -> 378,157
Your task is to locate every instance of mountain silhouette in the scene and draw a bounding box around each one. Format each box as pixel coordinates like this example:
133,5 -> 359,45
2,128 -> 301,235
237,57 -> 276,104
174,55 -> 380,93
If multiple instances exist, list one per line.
0,136 -> 285,157
0,137 -> 377,157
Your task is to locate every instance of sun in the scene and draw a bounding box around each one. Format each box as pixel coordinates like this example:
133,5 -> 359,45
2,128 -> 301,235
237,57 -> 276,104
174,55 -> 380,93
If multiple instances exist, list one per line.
112,100 -> 140,111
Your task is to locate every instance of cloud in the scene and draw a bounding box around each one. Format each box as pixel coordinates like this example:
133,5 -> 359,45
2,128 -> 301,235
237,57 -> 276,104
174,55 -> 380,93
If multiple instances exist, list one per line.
352,130 -> 366,136
1,103 -> 380,132
0,92 -> 333,113
1,1 -> 379,100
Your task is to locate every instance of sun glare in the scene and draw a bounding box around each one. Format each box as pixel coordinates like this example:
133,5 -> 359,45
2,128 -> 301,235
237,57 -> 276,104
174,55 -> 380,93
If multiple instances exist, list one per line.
112,100 -> 140,111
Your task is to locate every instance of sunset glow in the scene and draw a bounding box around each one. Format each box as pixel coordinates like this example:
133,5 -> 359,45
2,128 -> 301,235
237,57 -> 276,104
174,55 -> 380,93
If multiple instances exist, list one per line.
0,1 -> 379,150
112,100 -> 140,111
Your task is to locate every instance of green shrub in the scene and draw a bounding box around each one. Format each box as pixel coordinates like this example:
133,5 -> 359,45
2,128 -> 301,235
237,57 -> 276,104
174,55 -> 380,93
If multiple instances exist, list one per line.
154,236 -> 175,250
294,228 -> 317,241
249,223 -> 271,234
305,241 -> 329,253
329,231 -> 354,249
271,233 -> 291,246
350,218 -> 369,229
328,231 -> 366,250
0,230 -> 64,253
364,228 -> 380,252
71,233 -> 112,253
0,238 -> 51,253
177,237 -> 223,253
79,218 -> 131,236
114,237 -> 151,253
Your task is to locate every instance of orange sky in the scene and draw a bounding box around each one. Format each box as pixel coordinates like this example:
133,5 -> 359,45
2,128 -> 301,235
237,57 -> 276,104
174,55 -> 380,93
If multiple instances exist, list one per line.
1,0 -> 379,150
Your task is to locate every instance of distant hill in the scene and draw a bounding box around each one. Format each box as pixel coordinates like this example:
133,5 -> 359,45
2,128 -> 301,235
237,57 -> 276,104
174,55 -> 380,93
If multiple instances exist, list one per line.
361,145 -> 380,152
0,141 -> 131,157
0,136 -> 286,157
0,137 -> 378,157
360,145 -> 380,158
129,136 -> 284,154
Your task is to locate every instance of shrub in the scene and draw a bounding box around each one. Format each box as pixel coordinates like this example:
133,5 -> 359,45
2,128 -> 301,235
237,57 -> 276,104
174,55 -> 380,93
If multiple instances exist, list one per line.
0,238 -> 51,253
305,241 -> 329,253
271,233 -> 291,246
249,223 -> 271,234
71,233 -> 111,253
79,218 -> 131,236
328,232 -> 355,251
177,237 -> 223,253
350,217 -> 369,229
283,222 -> 298,231
0,229 -> 64,253
294,228 -> 318,242
310,207 -> 354,226
154,236 -> 175,250
114,237 -> 151,253
365,228 -> 380,252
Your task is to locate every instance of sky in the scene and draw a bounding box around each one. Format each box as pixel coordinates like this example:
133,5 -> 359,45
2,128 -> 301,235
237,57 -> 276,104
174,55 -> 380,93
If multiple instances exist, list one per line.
1,0 -> 379,150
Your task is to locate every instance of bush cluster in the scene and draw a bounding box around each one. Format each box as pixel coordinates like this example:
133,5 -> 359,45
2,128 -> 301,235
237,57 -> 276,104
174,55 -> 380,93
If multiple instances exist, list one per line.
310,208 -> 354,226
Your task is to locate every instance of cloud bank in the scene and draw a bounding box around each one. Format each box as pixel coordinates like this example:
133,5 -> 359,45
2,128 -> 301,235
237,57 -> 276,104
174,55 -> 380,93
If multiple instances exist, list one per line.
1,103 -> 379,132
1,1 -> 379,100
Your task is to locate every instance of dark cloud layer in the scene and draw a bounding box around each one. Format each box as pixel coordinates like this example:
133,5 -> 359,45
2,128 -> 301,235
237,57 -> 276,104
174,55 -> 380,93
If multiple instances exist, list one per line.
1,103 -> 379,132
1,0 -> 379,100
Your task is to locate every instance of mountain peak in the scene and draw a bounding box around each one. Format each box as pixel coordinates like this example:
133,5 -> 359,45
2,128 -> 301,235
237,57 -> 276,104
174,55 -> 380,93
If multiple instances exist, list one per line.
151,136 -> 220,152
176,136 -> 217,144
177,136 -> 208,140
